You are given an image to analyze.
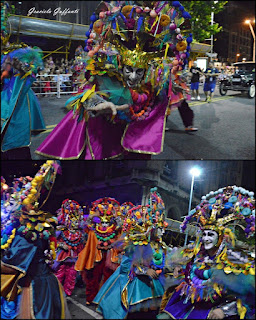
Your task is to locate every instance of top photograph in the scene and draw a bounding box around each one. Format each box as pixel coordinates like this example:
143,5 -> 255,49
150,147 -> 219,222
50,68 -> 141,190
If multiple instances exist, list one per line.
1,0 -> 255,160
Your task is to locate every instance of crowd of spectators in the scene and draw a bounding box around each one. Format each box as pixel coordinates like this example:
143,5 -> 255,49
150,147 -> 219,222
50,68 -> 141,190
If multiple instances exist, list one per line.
32,56 -> 79,95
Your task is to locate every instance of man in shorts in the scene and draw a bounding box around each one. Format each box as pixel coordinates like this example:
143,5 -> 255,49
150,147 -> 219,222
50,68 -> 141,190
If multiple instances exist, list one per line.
189,62 -> 202,100
203,62 -> 220,102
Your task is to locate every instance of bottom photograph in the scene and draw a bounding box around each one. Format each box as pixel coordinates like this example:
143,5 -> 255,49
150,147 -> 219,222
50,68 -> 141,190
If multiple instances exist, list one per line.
1,160 -> 255,320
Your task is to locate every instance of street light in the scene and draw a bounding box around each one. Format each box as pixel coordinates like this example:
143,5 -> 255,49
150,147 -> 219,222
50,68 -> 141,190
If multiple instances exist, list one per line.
184,166 -> 202,246
236,53 -> 240,62
245,19 -> 255,63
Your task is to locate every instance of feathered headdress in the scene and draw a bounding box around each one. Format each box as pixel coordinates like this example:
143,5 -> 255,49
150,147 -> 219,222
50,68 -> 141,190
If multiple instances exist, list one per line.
83,1 -> 192,89
180,185 -> 255,247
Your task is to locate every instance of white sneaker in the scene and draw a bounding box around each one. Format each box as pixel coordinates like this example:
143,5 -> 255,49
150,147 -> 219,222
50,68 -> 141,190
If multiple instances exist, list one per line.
191,97 -> 195,100
197,96 -> 201,100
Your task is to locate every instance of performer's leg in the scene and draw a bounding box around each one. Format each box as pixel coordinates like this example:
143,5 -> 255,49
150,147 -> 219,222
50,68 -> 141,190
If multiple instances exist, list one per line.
82,266 -> 101,304
55,263 -> 66,285
178,100 -> 194,128
63,263 -> 77,296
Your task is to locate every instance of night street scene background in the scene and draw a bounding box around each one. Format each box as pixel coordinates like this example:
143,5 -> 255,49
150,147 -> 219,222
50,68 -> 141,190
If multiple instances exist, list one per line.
2,160 -> 255,245
1,160 -> 255,318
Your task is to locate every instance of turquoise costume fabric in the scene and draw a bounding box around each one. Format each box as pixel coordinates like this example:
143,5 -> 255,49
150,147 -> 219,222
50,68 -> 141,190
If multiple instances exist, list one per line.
1,75 -> 45,152
1,235 -> 64,319
93,254 -> 165,319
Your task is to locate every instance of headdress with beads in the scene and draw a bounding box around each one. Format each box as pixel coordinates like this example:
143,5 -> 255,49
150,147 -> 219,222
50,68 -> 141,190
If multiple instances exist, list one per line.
83,1 -> 193,91
89,196 -> 121,223
147,187 -> 168,229
57,199 -> 84,229
1,160 -> 61,263
180,185 -> 255,245
168,186 -> 255,315
87,197 -> 121,249
120,201 -> 134,217
122,187 -> 168,246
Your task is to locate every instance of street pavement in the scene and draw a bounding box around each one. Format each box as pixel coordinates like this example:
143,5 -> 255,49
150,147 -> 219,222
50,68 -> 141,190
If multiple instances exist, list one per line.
65,284 -> 160,319
31,85 -> 255,160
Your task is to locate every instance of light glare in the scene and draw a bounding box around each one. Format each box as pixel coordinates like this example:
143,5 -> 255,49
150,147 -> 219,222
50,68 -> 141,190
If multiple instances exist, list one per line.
190,167 -> 201,177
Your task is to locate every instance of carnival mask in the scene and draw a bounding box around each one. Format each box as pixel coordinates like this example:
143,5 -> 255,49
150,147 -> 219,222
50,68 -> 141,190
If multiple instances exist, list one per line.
123,65 -> 145,88
101,221 -> 110,228
202,230 -> 218,250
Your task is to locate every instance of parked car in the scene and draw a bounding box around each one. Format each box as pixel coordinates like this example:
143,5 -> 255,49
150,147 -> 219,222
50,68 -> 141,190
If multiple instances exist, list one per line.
219,62 -> 255,98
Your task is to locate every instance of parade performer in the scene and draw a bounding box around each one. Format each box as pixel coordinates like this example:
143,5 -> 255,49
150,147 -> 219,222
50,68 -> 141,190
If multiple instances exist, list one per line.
75,197 -> 122,305
93,188 -> 170,319
1,2 -> 45,159
53,199 -> 86,296
158,185 -> 255,319
36,0 -> 193,159
1,160 -> 71,319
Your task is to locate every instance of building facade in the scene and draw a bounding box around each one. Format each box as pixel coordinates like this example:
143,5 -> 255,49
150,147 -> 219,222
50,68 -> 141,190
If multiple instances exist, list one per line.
215,1 -> 254,63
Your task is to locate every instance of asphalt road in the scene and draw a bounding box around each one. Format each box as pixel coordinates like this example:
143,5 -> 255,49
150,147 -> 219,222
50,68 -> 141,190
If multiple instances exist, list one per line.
31,85 -> 255,160
63,274 -> 179,319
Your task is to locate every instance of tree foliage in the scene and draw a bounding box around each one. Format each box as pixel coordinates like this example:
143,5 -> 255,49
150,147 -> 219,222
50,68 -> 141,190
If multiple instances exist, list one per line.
183,1 -> 228,42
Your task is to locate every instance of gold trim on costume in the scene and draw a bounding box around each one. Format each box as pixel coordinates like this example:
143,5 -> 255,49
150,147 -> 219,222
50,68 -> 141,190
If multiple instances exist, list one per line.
86,126 -> 95,160
93,270 -> 120,306
55,275 -> 65,319
35,137 -> 86,160
120,107 -> 167,155
129,295 -> 163,306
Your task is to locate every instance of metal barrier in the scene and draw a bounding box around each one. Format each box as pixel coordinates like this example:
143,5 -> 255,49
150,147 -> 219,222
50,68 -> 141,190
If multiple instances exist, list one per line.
32,73 -> 84,98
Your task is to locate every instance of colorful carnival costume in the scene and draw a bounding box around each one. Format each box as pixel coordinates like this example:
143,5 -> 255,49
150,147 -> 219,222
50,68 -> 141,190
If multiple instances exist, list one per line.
36,1 -> 192,159
158,185 -> 255,319
53,199 -> 86,296
1,161 -> 71,319
1,2 -> 45,158
75,197 -> 122,304
93,188 -> 170,319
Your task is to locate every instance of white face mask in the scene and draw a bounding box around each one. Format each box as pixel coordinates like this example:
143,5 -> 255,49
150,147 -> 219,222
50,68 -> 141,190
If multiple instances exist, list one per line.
202,230 -> 218,250
101,221 -> 110,228
123,66 -> 145,88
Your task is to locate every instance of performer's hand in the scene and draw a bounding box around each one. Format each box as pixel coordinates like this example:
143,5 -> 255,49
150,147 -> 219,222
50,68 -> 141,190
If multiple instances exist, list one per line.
173,266 -> 183,278
146,268 -> 158,279
208,308 -> 225,319
89,102 -> 129,116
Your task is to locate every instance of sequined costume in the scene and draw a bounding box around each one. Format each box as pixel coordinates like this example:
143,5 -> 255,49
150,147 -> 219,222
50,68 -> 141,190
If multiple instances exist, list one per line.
53,199 -> 86,296
93,188 -> 170,319
1,161 -> 71,319
75,197 -> 122,304
158,186 -> 255,319
36,1 -> 192,159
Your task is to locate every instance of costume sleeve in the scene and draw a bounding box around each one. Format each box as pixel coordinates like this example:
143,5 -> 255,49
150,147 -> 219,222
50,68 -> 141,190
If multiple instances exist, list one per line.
1,235 -> 37,274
